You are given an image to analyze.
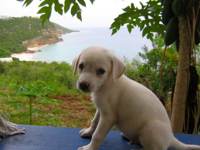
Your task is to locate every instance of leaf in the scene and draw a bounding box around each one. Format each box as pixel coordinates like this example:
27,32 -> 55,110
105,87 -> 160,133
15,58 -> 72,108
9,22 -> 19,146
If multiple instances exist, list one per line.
39,0 -> 49,7
71,3 -> 79,16
110,1 -> 164,40
64,0 -> 72,12
77,0 -> 86,7
54,0 -> 63,15
37,6 -> 49,14
110,20 -> 121,30
40,14 -> 48,25
23,0 -> 33,6
140,1 -> 145,9
76,11 -> 82,21
127,24 -> 133,33
111,28 -> 118,35
142,27 -> 149,37
147,32 -> 154,41
46,8 -> 52,19
39,7 -> 52,25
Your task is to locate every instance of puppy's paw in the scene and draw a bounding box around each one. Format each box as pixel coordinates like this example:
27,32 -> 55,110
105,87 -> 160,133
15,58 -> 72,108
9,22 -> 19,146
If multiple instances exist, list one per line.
9,127 -> 26,136
78,144 -> 94,150
79,127 -> 94,138
120,133 -> 141,145
121,132 -> 130,141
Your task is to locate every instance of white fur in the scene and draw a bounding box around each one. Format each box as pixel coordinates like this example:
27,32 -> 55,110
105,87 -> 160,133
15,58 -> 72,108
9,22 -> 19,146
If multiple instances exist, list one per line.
73,46 -> 200,150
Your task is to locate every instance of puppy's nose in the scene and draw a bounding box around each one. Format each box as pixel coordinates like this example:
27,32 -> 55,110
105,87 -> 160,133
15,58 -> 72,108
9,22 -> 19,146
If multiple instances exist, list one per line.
79,82 -> 90,92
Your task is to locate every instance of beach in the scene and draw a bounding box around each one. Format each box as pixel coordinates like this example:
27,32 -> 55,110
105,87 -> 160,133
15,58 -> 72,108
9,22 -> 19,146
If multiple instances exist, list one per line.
0,45 -> 48,62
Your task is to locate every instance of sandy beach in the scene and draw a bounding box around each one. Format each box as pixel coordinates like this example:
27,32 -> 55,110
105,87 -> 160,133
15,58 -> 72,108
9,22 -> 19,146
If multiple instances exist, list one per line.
0,44 -> 48,62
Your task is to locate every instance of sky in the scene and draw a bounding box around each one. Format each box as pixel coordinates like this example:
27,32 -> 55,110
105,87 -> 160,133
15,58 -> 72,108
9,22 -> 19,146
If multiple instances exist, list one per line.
0,0 -> 147,29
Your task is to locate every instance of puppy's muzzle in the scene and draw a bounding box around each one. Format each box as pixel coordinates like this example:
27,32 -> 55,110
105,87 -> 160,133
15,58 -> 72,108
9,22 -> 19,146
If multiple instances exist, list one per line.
79,82 -> 90,92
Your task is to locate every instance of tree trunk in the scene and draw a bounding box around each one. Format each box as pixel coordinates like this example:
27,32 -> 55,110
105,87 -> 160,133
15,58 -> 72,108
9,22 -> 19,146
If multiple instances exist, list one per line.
171,16 -> 191,132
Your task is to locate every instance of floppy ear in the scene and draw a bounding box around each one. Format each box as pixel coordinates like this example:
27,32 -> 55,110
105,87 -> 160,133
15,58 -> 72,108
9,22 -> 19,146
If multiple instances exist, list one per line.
72,54 -> 81,74
111,56 -> 125,80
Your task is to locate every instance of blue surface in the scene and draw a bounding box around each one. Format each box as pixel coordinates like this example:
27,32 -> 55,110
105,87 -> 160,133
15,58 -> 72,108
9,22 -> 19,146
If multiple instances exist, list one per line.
0,125 -> 199,150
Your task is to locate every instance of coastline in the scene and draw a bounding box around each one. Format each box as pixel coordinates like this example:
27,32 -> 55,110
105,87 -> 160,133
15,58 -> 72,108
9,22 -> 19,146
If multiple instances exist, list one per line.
0,44 -> 48,62
0,30 -> 71,62
0,16 -> 75,62
0,30 -> 68,62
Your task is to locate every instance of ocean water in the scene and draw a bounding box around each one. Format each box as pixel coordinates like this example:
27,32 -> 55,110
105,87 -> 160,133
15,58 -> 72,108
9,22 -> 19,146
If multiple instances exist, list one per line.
32,27 -> 152,63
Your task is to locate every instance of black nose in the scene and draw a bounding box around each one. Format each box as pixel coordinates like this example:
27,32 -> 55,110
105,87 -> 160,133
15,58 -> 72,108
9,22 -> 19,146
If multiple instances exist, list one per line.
79,82 -> 90,92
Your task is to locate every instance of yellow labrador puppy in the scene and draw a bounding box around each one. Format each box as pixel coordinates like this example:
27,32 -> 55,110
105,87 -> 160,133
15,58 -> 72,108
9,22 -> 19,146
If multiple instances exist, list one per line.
73,46 -> 200,150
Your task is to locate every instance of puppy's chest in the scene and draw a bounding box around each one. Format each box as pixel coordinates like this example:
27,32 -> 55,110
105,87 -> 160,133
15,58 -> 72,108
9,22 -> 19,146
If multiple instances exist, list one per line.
91,93 -> 117,110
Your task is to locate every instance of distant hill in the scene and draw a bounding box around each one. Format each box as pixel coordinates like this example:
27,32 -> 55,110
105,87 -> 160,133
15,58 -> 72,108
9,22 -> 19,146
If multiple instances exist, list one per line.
0,17 -> 72,57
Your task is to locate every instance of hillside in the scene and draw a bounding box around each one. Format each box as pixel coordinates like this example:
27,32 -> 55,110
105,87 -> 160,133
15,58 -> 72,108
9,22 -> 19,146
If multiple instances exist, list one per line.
0,17 -> 72,57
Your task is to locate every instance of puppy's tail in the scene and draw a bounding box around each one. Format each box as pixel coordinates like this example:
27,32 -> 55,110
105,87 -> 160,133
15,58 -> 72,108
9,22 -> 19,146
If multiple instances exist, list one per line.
170,137 -> 200,150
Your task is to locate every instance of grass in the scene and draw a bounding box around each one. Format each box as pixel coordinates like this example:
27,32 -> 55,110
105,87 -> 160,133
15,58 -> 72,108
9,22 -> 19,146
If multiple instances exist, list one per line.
0,87 -> 95,128
0,61 -> 95,128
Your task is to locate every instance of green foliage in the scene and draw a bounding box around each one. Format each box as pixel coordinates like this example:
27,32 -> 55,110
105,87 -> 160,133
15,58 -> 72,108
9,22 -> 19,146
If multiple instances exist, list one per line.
22,0 -> 166,42
37,0 -> 61,24
18,81 -> 53,97
64,0 -> 72,12
0,61 -> 69,124
110,1 -> 165,41
110,0 -> 200,48
21,0 -> 96,23
21,0 -> 200,48
17,79 -> 55,124
0,61 -> 76,94
30,0 -> 94,23
0,48 -> 11,57
78,0 -> 86,7
23,0 -> 33,6
0,17 -> 70,57
0,61 -> 94,127
125,36 -> 178,99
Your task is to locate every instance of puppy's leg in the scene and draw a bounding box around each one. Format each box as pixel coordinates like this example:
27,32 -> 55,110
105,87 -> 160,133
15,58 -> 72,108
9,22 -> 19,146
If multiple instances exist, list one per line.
139,121 -> 171,150
78,113 -> 114,150
80,110 -> 99,138
121,133 -> 141,145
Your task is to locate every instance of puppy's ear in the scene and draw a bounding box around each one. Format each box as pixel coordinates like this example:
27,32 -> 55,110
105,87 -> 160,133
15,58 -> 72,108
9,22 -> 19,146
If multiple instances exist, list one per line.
72,54 -> 81,74
111,56 -> 125,80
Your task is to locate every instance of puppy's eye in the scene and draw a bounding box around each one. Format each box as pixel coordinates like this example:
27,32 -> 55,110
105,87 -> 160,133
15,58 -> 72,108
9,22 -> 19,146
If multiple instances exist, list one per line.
96,68 -> 105,76
79,63 -> 84,70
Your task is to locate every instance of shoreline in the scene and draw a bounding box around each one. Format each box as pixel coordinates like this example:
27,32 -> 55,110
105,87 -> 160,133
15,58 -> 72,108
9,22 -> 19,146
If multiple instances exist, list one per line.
0,44 -> 49,62
0,29 -> 70,62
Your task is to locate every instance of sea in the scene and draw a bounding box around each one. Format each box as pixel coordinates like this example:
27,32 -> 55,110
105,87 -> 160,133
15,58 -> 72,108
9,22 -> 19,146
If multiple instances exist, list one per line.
30,27 -> 152,63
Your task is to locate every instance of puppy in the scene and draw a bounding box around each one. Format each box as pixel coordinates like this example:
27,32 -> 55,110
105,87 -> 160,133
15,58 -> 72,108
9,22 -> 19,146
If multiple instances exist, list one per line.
73,46 -> 200,150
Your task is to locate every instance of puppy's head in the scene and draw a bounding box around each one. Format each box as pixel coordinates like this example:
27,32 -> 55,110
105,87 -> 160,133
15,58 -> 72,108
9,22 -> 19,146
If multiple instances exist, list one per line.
72,47 -> 125,93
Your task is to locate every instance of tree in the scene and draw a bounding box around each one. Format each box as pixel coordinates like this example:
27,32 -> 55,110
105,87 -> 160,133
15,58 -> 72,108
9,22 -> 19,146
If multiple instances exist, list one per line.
159,0 -> 200,133
17,0 -> 200,133
125,37 -> 178,106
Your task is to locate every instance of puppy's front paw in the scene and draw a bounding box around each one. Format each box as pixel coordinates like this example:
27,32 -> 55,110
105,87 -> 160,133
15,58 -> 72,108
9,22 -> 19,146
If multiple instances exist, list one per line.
79,127 -> 94,138
78,144 -> 94,150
